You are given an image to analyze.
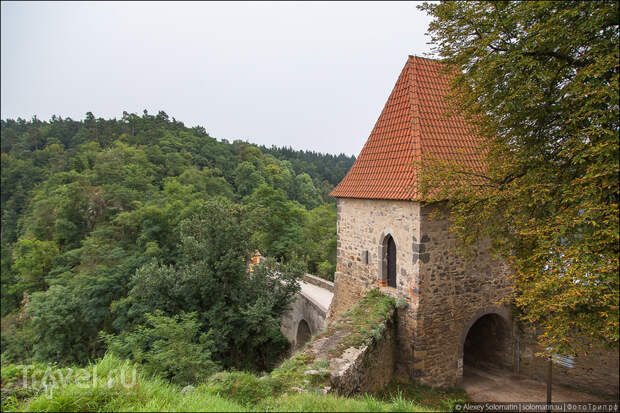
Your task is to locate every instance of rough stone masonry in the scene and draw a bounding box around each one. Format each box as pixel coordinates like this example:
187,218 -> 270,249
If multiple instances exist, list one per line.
328,199 -> 513,388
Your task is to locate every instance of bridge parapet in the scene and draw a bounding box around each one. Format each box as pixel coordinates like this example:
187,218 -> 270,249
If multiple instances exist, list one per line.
302,274 -> 335,293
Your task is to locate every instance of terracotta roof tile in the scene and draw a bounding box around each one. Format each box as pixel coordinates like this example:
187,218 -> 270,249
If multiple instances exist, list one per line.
330,56 -> 483,200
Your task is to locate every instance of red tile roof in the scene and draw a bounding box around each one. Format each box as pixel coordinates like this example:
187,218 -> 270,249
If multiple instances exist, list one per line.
330,55 -> 484,200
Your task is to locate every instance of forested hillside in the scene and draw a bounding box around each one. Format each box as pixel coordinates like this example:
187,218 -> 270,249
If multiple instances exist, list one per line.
0,111 -> 354,369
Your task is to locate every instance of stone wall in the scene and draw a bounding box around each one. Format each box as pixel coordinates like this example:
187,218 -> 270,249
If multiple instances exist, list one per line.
331,199 -> 514,387
330,198 -> 619,395
408,204 -> 514,387
518,331 -> 620,398
329,198 -> 422,320
329,309 -> 398,396
303,274 -> 335,292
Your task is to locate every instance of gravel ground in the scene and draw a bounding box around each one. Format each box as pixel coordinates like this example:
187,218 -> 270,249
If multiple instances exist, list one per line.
463,366 -> 606,402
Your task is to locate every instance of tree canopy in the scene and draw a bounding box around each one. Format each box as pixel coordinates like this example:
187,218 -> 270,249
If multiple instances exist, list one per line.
0,111 -> 353,369
418,1 -> 619,354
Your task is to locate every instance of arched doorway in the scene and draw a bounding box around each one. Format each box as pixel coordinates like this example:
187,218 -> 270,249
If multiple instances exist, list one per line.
296,319 -> 311,350
463,313 -> 510,373
382,234 -> 397,288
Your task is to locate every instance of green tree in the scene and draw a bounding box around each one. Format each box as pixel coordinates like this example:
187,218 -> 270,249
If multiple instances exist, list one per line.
1,242 -> 20,316
246,184 -> 306,262
263,157 -> 294,196
419,0 -> 619,354
12,238 -> 59,293
303,204 -> 337,279
1,111 -> 350,366
27,285 -> 93,363
121,199 -> 301,371
177,167 -> 234,199
234,161 -> 265,196
294,173 -> 322,210
102,311 -> 219,385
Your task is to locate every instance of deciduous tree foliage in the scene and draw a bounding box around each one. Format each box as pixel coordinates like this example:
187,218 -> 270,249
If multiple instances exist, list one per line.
0,111 -> 352,365
418,1 -> 619,354
102,311 -> 220,385
114,200 -> 301,372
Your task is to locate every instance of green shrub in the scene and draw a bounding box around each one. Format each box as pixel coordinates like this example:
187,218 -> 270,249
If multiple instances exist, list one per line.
317,260 -> 335,281
1,362 -> 52,387
205,371 -> 279,406
102,311 -> 219,385
1,363 -> 24,386
0,314 -> 35,364
323,288 -> 396,357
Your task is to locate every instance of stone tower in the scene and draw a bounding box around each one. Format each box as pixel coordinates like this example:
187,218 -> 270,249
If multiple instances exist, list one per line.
329,56 -> 514,387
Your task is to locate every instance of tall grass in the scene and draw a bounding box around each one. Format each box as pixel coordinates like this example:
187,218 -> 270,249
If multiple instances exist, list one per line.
5,355 -> 437,412
10,355 -> 243,412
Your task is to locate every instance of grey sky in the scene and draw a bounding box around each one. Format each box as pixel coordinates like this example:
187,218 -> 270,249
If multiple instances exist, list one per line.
1,1 -> 434,155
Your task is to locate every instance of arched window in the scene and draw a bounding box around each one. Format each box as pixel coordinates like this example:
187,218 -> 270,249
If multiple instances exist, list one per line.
382,234 -> 397,288
387,235 -> 397,287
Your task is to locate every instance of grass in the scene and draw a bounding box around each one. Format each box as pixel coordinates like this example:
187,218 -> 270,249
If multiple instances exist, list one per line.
2,355 -> 441,412
5,355 -> 247,412
270,353 -> 331,390
258,392 -> 431,412
375,379 -> 470,412
318,288 -> 396,357
203,351 -> 332,408
1,360 -> 69,411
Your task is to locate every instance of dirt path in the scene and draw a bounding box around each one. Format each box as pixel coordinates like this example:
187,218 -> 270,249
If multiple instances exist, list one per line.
463,366 -> 605,402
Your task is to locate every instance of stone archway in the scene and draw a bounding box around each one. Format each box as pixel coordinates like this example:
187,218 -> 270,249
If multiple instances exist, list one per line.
459,308 -> 512,387
296,319 -> 312,350
463,313 -> 510,370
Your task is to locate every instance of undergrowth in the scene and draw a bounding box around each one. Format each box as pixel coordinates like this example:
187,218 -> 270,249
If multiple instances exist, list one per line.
375,379 -> 470,412
321,288 -> 396,357
1,291 -> 448,412
2,354 -> 438,412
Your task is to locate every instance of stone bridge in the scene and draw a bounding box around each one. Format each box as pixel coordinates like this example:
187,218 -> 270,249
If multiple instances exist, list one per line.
281,274 -> 333,350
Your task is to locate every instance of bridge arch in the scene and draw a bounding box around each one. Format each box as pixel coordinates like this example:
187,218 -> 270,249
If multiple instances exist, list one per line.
296,319 -> 312,350
280,277 -> 332,352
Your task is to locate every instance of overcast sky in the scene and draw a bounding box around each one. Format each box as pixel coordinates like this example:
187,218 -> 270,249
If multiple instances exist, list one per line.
1,1 -> 434,155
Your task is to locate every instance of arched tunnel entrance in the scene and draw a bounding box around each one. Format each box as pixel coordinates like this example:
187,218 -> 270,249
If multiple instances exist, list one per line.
296,319 -> 312,350
463,313 -> 511,377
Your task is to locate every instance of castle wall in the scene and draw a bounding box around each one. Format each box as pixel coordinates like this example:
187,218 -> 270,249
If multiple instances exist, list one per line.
518,330 -> 620,398
409,204 -> 514,387
330,198 -> 514,387
330,198 -> 618,395
329,198 -> 422,320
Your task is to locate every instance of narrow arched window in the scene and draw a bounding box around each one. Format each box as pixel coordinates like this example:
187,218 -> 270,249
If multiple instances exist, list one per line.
385,234 -> 397,288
